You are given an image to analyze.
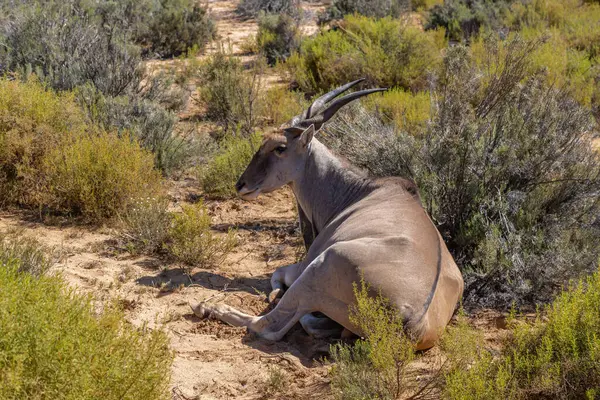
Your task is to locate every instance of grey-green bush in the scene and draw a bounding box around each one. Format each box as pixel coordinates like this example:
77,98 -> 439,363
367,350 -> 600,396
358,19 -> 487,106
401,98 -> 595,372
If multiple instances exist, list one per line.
323,38 -> 600,308
425,0 -> 511,42
0,0 -> 141,96
319,0 -> 410,23
0,0 -> 207,174
139,0 -> 215,58
197,49 -> 265,134
257,12 -> 301,65
236,0 -> 299,18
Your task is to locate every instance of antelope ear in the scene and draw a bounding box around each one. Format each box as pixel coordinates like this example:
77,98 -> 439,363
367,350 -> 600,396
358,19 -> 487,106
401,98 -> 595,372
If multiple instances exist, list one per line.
284,126 -> 305,136
299,125 -> 315,148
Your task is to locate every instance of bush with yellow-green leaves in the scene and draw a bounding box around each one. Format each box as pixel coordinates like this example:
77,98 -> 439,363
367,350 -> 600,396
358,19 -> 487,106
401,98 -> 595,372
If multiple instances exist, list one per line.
0,233 -> 173,400
0,78 -> 164,222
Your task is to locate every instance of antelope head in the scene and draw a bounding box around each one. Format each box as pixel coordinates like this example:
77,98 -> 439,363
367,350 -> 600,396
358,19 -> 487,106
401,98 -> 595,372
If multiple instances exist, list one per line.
235,79 -> 386,200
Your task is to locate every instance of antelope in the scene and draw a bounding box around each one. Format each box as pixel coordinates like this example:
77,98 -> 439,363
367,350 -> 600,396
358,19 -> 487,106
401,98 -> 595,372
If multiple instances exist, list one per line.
192,79 -> 464,350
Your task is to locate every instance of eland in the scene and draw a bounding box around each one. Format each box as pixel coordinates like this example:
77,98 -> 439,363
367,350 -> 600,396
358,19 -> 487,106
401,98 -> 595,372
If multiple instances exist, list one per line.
192,79 -> 464,350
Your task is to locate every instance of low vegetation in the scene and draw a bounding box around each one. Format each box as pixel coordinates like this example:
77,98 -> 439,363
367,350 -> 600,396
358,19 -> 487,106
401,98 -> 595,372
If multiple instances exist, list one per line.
260,86 -> 307,126
333,269 -> 600,399
0,78 -> 164,221
119,199 -> 237,271
0,78 -> 88,207
330,280 -> 430,399
362,88 -> 431,132
0,232 -> 55,276
0,0 -> 213,174
285,15 -> 446,94
138,0 -> 215,58
44,132 -> 163,221
236,0 -> 299,18
444,270 -> 600,399
256,13 -> 302,65
0,235 -> 173,400
200,132 -> 262,198
319,0 -> 409,23
197,49 -> 266,134
169,202 -> 238,270
119,197 -> 173,255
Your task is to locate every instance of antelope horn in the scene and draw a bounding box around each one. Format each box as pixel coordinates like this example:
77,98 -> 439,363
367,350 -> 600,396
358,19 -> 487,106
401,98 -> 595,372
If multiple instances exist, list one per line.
288,79 -> 365,127
296,88 -> 388,131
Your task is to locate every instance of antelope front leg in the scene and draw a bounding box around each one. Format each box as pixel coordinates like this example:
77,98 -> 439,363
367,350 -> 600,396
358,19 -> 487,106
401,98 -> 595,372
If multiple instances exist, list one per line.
268,262 -> 303,302
192,277 -> 312,341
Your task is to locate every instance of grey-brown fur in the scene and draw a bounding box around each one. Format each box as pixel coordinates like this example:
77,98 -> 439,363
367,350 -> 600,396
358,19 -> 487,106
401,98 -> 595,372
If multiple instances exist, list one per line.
192,82 -> 463,349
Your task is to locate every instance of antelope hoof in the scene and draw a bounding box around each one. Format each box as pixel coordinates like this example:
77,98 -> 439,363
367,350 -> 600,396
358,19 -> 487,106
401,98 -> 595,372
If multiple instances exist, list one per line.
190,302 -> 211,319
268,288 -> 283,303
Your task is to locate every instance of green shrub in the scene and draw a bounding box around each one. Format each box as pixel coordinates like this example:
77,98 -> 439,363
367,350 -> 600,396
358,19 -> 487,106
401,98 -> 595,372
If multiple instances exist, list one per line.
0,0 -> 198,173
119,197 -> 172,254
138,0 -> 215,58
236,0 -> 299,18
0,78 -> 88,207
197,48 -> 266,134
0,78 -> 166,221
285,15 -> 446,93
200,132 -> 262,198
323,38 -> 600,307
257,12 -> 301,65
0,262 -> 172,399
77,83 -> 195,174
260,86 -> 307,126
319,0 -> 409,23
169,201 -> 237,269
43,132 -> 164,222
330,280 -> 418,400
443,270 -> 600,399
362,88 -> 431,132
470,30 -> 596,107
425,0 -> 511,42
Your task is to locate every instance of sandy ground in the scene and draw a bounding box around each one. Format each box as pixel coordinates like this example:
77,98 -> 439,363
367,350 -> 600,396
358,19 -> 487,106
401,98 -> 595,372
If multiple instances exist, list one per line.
0,187 -> 335,399
0,2 -> 515,399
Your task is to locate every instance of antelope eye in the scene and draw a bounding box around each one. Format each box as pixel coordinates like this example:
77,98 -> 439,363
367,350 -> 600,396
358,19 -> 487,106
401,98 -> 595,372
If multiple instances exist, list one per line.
274,145 -> 287,155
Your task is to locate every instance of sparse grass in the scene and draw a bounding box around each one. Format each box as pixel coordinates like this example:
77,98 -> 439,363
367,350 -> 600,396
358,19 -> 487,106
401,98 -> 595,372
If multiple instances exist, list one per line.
0,231 -> 54,276
263,366 -> 288,395
0,244 -> 173,400
200,132 -> 262,198
169,201 -> 237,271
119,197 -> 172,254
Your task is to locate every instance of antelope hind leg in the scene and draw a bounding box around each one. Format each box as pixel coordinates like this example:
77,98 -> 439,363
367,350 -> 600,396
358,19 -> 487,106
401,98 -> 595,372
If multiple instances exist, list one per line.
299,313 -> 344,339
